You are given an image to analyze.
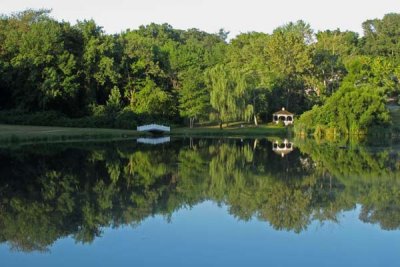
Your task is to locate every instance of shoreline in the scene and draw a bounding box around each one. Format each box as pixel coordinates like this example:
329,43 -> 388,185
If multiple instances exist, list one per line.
0,124 -> 288,146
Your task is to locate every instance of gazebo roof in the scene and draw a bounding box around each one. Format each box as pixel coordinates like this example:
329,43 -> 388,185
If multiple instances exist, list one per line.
273,108 -> 293,115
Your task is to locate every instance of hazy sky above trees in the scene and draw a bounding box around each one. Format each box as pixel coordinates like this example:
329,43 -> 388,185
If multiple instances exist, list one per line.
2,0 -> 399,37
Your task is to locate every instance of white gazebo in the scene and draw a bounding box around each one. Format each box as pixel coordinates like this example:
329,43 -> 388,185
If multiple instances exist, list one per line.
273,108 -> 294,126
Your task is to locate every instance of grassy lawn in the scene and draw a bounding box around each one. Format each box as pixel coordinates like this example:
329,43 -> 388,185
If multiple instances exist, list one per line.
171,123 -> 288,137
0,124 -> 144,144
0,122 -> 288,145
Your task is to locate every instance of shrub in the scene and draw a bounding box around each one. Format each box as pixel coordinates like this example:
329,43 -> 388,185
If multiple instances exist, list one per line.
277,120 -> 285,127
296,84 -> 391,136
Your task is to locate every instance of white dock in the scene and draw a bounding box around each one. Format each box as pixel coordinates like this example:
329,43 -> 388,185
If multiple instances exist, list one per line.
137,124 -> 170,134
137,124 -> 171,133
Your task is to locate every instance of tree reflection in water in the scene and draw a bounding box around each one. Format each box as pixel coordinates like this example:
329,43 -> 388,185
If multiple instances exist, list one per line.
0,137 -> 399,251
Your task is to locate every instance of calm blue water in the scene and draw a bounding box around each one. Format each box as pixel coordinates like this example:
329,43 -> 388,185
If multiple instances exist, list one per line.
2,202 -> 400,267
1,138 -> 400,266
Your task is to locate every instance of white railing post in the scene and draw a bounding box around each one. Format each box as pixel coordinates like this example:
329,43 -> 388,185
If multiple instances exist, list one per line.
137,124 -> 171,133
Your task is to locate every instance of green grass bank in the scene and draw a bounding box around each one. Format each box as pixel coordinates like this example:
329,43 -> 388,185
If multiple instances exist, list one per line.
171,124 -> 288,137
0,124 -> 145,145
0,123 -> 288,145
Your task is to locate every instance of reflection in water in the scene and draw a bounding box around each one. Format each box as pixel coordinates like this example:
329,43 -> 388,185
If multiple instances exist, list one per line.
0,138 -> 400,252
272,139 -> 294,157
137,136 -> 171,145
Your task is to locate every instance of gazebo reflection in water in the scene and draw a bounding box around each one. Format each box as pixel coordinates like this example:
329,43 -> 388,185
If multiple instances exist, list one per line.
272,139 -> 294,157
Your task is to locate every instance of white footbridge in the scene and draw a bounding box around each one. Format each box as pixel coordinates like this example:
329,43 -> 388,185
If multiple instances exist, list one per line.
137,124 -> 170,134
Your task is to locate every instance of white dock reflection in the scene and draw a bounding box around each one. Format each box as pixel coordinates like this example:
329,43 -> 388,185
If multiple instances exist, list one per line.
137,137 -> 171,145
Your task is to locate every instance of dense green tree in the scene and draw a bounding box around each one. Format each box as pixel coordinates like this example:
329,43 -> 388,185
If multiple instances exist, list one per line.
266,22 -> 313,110
128,78 -> 174,116
308,30 -> 358,98
178,67 -> 210,128
105,86 -> 122,113
315,30 -> 359,57
170,29 -> 224,127
297,83 -> 391,135
75,20 -> 120,109
119,27 -> 179,118
0,11 -> 81,114
227,32 -> 272,124
0,9 -> 398,130
362,13 -> 400,58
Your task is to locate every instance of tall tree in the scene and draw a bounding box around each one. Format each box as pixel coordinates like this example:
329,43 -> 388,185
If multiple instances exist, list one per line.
1,11 -> 81,114
178,67 -> 210,128
227,32 -> 272,125
170,28 -> 225,127
75,20 -> 120,109
362,13 -> 400,58
266,22 -> 313,110
308,30 -> 358,98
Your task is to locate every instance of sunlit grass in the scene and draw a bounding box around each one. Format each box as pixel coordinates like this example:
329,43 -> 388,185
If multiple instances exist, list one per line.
0,124 -> 144,145
171,123 -> 288,137
0,122 -> 288,145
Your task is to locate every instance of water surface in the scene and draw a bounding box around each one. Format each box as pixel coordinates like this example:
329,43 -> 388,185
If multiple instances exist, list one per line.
1,138 -> 400,266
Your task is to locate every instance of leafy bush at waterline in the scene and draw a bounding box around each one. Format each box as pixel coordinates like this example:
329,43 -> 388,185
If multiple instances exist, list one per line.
295,84 -> 391,136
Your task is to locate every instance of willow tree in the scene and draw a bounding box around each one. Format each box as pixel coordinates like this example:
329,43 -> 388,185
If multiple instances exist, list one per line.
227,32 -> 272,125
207,64 -> 253,129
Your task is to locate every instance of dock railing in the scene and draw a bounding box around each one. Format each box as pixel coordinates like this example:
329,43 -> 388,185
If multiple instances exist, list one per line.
137,124 -> 170,132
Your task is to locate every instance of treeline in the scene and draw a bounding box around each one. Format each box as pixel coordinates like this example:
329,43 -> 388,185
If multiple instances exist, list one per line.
1,10 -> 400,130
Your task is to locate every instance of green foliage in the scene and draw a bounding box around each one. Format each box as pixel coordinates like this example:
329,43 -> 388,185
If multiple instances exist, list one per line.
277,120 -> 285,127
309,30 -> 355,97
207,65 -> 253,125
362,13 -> 400,58
297,84 -> 391,135
266,22 -> 313,110
129,78 -> 174,116
106,86 -> 122,113
0,9 -> 399,130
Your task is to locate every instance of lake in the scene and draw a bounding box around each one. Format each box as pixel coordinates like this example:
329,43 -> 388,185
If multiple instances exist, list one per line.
1,137 -> 400,266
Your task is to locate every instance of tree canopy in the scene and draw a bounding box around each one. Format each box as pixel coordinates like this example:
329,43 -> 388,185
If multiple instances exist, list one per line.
0,10 -> 399,131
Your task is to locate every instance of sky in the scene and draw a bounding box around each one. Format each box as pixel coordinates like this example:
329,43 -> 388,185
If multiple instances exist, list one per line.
2,0 -> 400,37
